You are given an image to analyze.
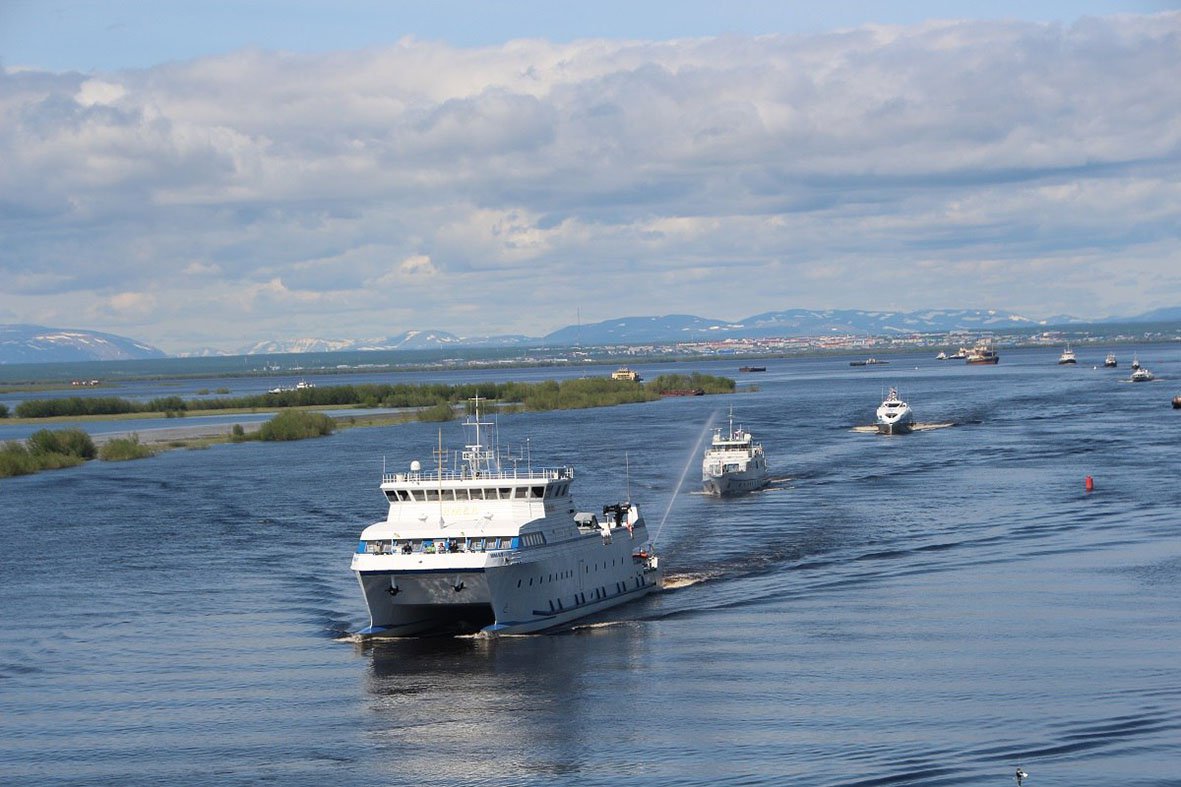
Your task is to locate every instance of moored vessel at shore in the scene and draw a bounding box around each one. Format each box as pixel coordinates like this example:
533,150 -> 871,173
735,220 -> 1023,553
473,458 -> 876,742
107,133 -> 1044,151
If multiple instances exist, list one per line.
350,398 -> 660,637
965,342 -> 999,365
611,367 -> 642,382
702,410 -> 769,496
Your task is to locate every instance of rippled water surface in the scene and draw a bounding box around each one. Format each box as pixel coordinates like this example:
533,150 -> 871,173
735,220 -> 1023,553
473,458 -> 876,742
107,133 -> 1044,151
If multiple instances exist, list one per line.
3,348 -> 1180,786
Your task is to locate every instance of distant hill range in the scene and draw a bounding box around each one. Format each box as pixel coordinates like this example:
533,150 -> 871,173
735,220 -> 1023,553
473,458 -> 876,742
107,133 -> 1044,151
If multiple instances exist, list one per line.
234,330 -> 535,356
3,307 -> 1178,363
0,324 -> 167,364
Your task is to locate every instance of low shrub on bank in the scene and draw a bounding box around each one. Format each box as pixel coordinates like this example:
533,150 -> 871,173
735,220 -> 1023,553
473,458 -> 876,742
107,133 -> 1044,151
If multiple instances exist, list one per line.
0,428 -> 96,477
416,401 -> 456,422
645,373 -> 735,395
258,410 -> 335,441
99,434 -> 155,461
27,428 -> 97,459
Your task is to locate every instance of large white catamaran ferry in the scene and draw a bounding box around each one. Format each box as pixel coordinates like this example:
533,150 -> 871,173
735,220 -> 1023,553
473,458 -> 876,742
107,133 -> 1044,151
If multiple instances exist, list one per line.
351,399 -> 661,636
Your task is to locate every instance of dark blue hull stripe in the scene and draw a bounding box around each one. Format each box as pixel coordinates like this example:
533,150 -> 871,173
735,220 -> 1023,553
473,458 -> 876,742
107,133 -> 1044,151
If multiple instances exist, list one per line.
358,568 -> 488,576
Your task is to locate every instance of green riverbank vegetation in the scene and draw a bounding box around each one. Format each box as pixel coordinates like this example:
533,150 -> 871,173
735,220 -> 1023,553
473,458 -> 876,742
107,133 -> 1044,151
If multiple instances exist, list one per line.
9,375 -> 735,421
1,428 -> 97,477
1,374 -> 736,478
257,410 -> 336,441
99,434 -> 156,461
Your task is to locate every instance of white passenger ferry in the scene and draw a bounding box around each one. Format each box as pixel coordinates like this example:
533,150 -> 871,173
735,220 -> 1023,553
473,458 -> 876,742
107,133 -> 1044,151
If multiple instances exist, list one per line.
701,410 -> 769,496
351,399 -> 661,636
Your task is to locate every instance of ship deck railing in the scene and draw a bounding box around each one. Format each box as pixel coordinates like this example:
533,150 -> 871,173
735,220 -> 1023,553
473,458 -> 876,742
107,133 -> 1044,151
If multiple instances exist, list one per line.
382,467 -> 572,485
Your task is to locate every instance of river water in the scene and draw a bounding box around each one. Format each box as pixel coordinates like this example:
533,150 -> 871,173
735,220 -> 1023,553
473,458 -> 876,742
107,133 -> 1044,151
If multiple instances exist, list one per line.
2,348 -> 1179,786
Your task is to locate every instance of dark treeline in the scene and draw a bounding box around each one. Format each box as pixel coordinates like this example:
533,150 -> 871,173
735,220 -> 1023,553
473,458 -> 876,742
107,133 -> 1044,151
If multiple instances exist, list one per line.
13,376 -> 734,419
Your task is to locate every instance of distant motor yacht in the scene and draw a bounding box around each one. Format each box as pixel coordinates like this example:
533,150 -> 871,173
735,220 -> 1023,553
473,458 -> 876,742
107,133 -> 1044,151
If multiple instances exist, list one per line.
949,347 -> 969,360
875,387 -> 915,435
1104,352 -> 1117,368
702,410 -> 769,496
935,351 -> 948,360
1131,367 -> 1155,382
1057,345 -> 1077,364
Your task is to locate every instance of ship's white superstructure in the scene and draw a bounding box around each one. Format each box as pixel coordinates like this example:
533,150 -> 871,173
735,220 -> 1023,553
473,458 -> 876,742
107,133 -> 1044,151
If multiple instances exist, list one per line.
351,399 -> 660,637
875,387 -> 915,435
702,411 -> 769,496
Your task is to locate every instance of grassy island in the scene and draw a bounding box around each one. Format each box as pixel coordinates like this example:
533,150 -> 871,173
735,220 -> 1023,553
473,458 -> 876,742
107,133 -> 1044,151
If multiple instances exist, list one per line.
1,374 -> 735,477
8,374 -> 736,422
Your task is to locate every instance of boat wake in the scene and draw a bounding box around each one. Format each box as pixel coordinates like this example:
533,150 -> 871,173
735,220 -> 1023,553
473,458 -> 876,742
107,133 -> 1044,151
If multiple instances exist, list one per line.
662,571 -> 720,590
851,422 -> 956,434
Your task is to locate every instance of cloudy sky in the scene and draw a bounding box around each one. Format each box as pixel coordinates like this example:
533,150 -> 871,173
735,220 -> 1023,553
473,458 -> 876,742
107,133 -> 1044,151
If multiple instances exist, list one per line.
1,2 -> 1179,353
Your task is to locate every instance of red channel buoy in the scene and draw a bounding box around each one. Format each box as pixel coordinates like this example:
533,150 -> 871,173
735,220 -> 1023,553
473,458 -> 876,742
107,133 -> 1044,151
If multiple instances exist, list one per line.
1085,476 -> 1094,492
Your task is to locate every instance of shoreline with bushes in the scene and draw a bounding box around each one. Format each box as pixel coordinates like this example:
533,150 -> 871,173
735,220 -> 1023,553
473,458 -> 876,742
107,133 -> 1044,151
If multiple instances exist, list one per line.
6,374 -> 734,421
1,375 -> 734,479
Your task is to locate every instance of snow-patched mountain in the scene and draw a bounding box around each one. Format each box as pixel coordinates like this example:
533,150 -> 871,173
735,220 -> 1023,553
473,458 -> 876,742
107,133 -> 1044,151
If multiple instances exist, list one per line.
0,324 -> 167,364
739,308 -> 1047,336
541,309 -> 1059,345
238,330 -> 463,355
544,314 -> 748,344
240,337 -> 360,355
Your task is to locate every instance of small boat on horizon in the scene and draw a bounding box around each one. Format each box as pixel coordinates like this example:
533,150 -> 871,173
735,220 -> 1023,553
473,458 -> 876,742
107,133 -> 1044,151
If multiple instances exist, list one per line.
949,347 -> 969,360
1131,367 -> 1155,382
850,358 -> 889,367
1057,345 -> 1077,364
1131,354 -> 1141,371
739,366 -> 766,373
1104,352 -> 1117,368
935,351 -> 948,360
611,366 -> 642,382
875,387 -> 915,435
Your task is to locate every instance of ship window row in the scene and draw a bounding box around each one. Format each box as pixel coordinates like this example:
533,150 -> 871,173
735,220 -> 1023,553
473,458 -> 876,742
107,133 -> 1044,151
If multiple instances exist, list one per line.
386,485 -> 562,502
519,569 -> 574,588
360,536 -> 518,554
584,558 -> 620,574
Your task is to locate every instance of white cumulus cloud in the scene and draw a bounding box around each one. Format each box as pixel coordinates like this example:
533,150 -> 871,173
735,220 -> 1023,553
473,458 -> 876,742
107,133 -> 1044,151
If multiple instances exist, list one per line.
0,13 -> 1179,352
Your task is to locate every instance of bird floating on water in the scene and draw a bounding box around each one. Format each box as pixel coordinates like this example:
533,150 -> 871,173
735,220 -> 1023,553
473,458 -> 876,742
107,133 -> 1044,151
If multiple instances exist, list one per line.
1014,766 -> 1029,785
